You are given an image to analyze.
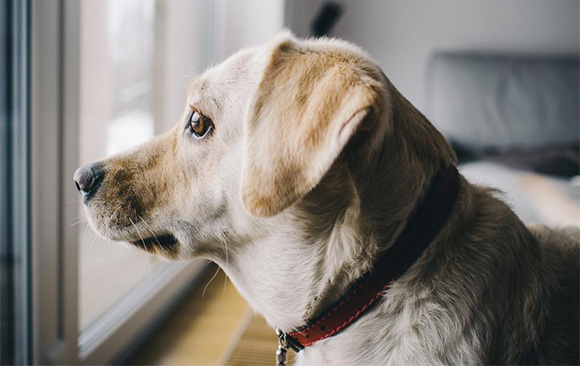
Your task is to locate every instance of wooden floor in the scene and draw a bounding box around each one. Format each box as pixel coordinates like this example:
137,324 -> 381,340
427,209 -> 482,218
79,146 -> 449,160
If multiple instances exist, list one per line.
224,314 -> 295,366
126,265 -> 288,366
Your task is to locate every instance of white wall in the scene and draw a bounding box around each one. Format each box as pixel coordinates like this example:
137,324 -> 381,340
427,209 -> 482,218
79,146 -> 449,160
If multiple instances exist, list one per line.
215,0 -> 285,59
152,0 -> 286,130
286,0 -> 580,112
154,0 -> 213,131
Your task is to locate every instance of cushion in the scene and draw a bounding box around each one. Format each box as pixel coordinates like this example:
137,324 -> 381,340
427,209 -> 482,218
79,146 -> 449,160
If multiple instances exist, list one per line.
426,53 -> 579,151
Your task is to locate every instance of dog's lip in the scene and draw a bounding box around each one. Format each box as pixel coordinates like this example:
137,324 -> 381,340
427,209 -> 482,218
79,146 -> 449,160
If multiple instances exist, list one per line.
132,234 -> 179,247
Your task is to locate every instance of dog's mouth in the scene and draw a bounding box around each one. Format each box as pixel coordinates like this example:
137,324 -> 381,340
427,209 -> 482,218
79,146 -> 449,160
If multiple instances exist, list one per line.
132,234 -> 179,249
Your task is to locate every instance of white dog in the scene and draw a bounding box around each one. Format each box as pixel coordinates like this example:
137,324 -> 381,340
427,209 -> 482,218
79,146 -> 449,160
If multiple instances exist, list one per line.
74,32 -> 579,365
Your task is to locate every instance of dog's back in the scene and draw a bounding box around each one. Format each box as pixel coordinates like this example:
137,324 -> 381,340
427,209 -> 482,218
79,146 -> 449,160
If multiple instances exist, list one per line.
527,225 -> 579,364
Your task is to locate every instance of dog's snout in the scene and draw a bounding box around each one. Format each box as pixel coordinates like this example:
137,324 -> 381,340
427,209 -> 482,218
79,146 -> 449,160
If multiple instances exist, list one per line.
73,164 -> 103,198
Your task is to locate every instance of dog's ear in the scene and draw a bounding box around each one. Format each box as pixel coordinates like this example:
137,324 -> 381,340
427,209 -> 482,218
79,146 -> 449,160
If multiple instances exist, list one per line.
241,38 -> 381,217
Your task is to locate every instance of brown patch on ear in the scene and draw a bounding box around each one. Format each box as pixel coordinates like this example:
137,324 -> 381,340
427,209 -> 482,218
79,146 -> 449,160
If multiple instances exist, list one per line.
241,38 -> 382,217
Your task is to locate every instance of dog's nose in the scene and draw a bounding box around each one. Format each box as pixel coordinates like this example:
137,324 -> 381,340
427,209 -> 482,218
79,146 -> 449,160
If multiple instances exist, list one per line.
73,164 -> 103,197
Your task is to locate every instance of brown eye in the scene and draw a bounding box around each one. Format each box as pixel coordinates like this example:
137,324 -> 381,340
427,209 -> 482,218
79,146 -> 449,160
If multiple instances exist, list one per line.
187,107 -> 213,139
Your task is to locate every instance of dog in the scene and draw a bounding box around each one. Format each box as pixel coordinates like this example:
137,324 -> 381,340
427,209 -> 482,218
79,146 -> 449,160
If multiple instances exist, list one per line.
74,32 -> 579,365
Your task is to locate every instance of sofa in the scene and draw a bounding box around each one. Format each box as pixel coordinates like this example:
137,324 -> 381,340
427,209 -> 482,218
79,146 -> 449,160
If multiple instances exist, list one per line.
426,53 -> 579,226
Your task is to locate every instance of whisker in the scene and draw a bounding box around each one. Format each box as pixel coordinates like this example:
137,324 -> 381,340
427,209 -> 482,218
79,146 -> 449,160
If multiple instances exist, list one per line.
138,215 -> 161,245
84,214 -> 102,250
202,264 -> 221,298
88,227 -> 100,253
70,210 -> 87,226
138,215 -> 168,258
69,216 -> 87,227
137,216 -> 159,279
83,219 -> 90,238
82,221 -> 93,252
128,217 -> 147,250
128,216 -> 156,281
145,252 -> 152,281
222,239 -> 229,298
103,207 -> 122,229
87,206 -> 120,253
142,185 -> 164,249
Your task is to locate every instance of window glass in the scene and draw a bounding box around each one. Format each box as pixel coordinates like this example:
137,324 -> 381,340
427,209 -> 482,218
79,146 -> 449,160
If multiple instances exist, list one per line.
77,0 -> 257,332
79,0 -> 161,330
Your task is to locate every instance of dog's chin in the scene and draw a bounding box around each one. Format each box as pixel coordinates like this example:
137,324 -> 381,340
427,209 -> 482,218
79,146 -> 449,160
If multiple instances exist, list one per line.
84,211 -> 182,258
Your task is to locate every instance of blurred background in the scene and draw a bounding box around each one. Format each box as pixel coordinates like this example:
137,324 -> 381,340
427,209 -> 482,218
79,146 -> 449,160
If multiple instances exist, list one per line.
1,0 -> 578,365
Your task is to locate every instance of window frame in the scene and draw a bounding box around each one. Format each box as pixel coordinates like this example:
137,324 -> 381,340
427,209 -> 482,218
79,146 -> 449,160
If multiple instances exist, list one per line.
0,0 -> 31,364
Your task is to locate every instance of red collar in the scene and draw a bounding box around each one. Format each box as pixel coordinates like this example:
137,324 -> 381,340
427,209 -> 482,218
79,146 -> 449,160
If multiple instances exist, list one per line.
282,164 -> 460,352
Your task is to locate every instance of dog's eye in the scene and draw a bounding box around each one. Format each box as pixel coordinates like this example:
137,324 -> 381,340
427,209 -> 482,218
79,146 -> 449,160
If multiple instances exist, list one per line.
187,107 -> 214,139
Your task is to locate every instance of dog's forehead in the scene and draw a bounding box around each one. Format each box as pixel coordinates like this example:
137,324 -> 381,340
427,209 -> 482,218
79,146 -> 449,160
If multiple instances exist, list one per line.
190,47 -> 267,103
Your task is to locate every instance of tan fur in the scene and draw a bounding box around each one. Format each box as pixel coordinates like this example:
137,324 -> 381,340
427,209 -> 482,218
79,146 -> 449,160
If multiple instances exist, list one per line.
242,39 -> 382,217
77,32 -> 579,365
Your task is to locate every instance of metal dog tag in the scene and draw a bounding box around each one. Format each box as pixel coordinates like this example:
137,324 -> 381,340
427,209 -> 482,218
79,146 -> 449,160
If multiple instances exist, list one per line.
276,328 -> 289,366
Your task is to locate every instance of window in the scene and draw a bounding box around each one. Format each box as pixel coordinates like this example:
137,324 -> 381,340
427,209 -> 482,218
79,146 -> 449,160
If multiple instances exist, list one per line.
31,0 -> 216,363
78,0 -> 162,332
19,0 -> 284,363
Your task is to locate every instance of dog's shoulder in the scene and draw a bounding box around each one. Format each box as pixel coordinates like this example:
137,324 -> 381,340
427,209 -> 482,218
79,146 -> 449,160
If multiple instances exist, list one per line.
527,223 -> 579,289
526,224 -> 579,364
527,224 -> 580,255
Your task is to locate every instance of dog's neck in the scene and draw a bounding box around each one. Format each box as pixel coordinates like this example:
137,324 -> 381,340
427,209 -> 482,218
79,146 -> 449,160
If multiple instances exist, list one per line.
216,85 -> 455,332
221,191 -> 379,331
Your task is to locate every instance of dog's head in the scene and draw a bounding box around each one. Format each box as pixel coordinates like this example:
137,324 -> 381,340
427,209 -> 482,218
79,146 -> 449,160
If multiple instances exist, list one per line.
75,32 -> 452,261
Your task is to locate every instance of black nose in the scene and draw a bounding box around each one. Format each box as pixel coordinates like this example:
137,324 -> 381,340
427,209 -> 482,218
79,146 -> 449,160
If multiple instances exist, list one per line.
73,164 -> 104,197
